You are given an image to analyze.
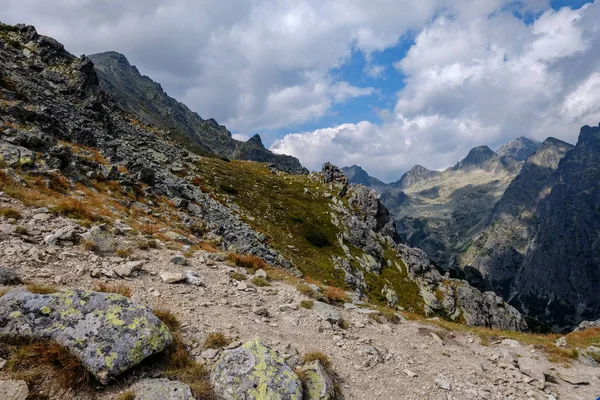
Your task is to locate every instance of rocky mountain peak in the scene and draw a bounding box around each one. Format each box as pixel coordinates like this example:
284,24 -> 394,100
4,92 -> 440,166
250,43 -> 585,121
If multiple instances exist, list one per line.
527,137 -> 574,169
497,136 -> 541,162
397,164 -> 437,190
456,145 -> 498,169
246,133 -> 264,147
577,123 -> 600,150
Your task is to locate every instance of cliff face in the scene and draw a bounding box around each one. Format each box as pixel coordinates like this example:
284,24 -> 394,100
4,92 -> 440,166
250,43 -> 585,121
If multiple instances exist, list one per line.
88,51 -> 307,174
458,138 -> 573,298
512,126 -> 600,330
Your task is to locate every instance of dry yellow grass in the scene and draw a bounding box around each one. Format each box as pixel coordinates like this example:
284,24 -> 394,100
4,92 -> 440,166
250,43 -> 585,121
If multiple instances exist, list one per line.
26,284 -> 58,295
302,351 -> 331,369
93,283 -> 133,298
4,340 -> 91,390
153,308 -> 181,331
203,332 -> 231,350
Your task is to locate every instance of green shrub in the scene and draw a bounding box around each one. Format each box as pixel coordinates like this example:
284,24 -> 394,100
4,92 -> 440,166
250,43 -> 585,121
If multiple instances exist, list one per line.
251,277 -> 270,287
303,228 -> 330,247
300,300 -> 314,309
219,184 -> 239,195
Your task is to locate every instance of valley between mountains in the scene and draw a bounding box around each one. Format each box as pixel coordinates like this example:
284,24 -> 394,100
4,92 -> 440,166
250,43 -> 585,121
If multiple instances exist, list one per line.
0,22 -> 599,400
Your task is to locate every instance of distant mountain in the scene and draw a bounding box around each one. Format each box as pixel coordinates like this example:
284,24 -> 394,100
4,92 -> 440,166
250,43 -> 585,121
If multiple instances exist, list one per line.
341,165 -> 387,192
349,131 -> 600,330
459,137 -> 574,300
378,143 -> 522,270
497,136 -> 541,162
88,52 -> 307,174
395,165 -> 438,191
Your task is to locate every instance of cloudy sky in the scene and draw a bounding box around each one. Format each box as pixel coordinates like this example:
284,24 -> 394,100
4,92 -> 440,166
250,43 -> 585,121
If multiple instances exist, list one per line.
4,0 -> 599,181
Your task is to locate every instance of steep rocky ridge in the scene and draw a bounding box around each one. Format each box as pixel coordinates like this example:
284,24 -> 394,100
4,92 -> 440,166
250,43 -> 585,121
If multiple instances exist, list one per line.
88,51 -> 307,174
513,126 -> 600,330
458,128 -> 600,331
497,136 -> 541,162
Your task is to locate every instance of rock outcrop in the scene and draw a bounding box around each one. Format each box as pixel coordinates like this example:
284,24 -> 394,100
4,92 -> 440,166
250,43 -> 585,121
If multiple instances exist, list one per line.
0,289 -> 172,383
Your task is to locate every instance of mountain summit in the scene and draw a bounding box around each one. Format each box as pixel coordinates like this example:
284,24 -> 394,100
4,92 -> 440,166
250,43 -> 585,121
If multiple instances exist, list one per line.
88,51 -> 307,174
496,136 -> 541,162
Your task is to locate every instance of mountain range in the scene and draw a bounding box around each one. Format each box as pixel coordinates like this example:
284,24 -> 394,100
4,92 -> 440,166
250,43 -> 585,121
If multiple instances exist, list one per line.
343,134 -> 600,331
1,21 -> 600,399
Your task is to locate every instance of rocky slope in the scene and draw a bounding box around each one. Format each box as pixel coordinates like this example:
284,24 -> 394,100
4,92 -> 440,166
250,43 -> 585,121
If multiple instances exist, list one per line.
88,51 -> 307,174
0,21 -> 582,399
2,194 -> 599,400
513,127 -> 600,330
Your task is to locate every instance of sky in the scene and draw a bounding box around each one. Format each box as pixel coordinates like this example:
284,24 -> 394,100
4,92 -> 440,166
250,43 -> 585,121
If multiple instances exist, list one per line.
3,0 -> 599,181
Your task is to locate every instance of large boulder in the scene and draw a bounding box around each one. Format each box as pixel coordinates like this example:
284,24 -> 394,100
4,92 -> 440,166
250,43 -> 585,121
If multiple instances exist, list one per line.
130,378 -> 194,400
0,289 -> 172,384
211,339 -> 303,400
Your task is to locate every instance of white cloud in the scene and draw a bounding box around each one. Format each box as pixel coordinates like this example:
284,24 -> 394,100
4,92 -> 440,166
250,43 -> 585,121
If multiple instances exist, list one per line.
364,63 -> 386,79
273,2 -> 600,181
330,82 -> 375,103
1,0 -> 548,138
232,133 -> 251,141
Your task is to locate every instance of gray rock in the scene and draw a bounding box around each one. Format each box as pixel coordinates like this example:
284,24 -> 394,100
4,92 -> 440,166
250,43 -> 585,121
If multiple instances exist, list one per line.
300,360 -> 336,400
160,272 -> 185,283
556,372 -> 589,385
0,266 -> 21,285
184,271 -> 204,286
44,225 -> 79,245
254,269 -> 268,279
381,285 -> 398,307
170,254 -> 188,266
0,380 -> 28,400
313,301 -> 341,325
114,260 -> 144,277
0,289 -> 172,384
130,378 -> 194,400
211,339 -> 302,400
164,231 -> 193,245
80,226 -> 116,254
517,358 -> 546,389
435,376 -> 452,391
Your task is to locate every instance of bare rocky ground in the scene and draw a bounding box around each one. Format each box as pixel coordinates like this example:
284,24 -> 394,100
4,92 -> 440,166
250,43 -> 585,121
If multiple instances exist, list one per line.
1,194 -> 599,400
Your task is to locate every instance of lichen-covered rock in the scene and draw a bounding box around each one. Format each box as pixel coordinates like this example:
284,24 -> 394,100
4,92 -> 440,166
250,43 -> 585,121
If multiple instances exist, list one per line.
0,289 -> 172,384
211,339 -> 303,400
130,378 -> 194,400
300,361 -> 336,400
